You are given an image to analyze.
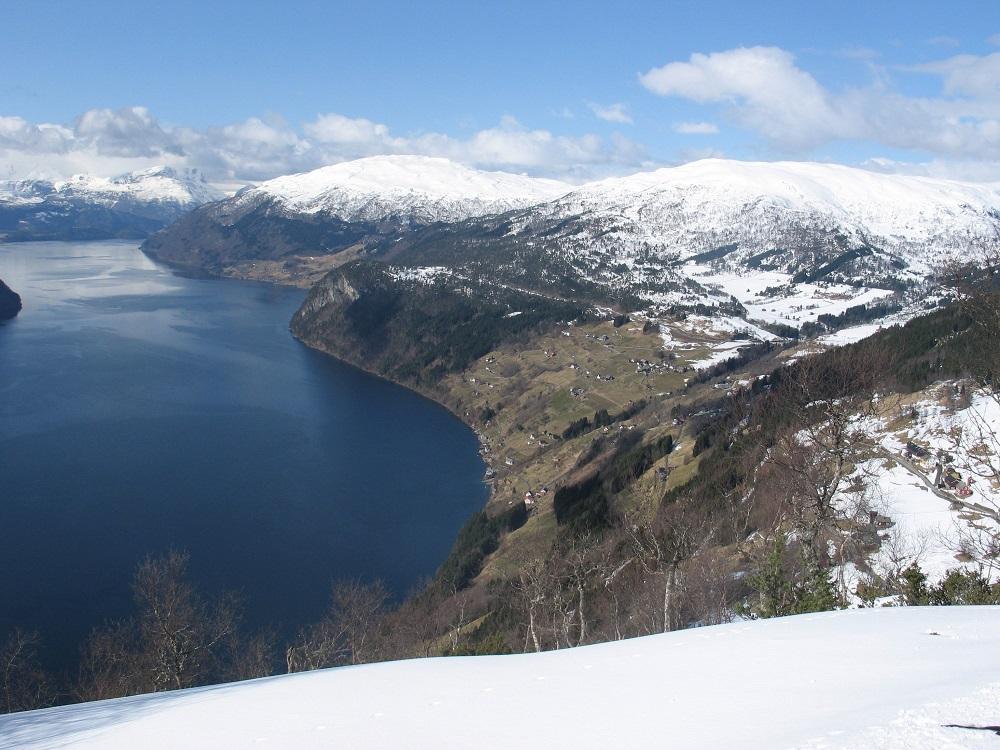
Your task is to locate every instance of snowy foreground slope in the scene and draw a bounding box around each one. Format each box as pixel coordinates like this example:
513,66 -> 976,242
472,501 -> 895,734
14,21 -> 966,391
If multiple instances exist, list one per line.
3,608 -> 998,750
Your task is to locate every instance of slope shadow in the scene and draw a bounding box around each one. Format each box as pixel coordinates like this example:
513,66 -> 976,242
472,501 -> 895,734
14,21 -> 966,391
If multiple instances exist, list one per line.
0,683 -> 231,749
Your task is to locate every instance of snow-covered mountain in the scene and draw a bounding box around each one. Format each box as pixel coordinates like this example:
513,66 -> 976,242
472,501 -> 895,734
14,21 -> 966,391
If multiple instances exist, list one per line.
142,155 -> 571,271
143,155 -> 1000,333
391,158 -> 1000,328
0,166 -> 222,242
4,607 -> 999,750
1,166 -> 220,208
247,155 -> 571,223
530,159 -> 1000,281
557,159 -> 1000,255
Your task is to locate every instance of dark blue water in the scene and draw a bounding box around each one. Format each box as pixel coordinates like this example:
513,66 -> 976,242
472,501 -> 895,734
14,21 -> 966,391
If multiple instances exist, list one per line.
0,241 -> 486,668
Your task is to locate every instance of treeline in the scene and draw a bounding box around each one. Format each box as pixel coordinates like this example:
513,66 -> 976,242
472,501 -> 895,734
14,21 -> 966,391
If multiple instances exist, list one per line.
3,551 -> 274,712
1,548 -> 478,714
560,400 -> 646,440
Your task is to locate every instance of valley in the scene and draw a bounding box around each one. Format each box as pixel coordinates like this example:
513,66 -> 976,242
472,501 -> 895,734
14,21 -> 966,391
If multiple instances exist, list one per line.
4,153 -> 999,720
7,5 -> 1000,745
137,156 -> 1000,649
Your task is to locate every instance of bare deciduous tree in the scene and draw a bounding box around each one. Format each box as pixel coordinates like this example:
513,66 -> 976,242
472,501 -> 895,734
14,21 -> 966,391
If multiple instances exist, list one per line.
74,620 -> 143,702
286,579 -> 389,672
627,502 -> 714,632
1,628 -> 53,714
133,551 -> 240,691
510,557 -> 549,653
767,355 -> 881,573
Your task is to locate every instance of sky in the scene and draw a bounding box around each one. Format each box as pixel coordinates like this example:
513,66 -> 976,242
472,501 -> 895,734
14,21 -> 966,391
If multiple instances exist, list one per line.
2,0 -> 999,186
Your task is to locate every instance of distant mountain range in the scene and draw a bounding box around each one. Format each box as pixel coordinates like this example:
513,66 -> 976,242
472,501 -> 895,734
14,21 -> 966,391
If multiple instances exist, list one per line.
141,156 -> 570,272
142,155 -> 1000,344
0,166 -> 223,242
9,154 -> 999,334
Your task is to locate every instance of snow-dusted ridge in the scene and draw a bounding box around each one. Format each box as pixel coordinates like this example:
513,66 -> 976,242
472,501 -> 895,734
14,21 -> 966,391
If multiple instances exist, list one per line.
245,155 -> 572,223
3,607 -> 998,750
1,166 -> 222,208
545,158 -> 1000,269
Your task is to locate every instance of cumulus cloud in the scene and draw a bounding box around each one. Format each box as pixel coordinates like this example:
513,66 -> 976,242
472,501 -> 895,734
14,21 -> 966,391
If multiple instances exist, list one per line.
587,102 -> 633,124
907,52 -> 1000,99
74,106 -> 180,158
639,46 -> 1000,160
673,121 -> 719,135
640,47 -> 846,149
0,107 -> 649,184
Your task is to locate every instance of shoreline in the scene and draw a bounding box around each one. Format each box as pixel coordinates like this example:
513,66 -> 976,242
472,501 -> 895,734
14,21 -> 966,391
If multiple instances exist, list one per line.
292,330 -> 497,487
141,246 -> 497,486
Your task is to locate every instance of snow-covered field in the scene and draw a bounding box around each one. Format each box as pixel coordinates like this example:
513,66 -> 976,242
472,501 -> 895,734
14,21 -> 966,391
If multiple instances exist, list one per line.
873,387 -> 1000,581
659,314 -> 777,370
865,461 -> 975,584
2,608 -> 998,750
832,383 -> 1000,602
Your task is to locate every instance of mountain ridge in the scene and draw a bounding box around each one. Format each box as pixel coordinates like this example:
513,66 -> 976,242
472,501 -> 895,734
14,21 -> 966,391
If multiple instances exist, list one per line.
141,156 -> 1000,305
0,166 -> 223,242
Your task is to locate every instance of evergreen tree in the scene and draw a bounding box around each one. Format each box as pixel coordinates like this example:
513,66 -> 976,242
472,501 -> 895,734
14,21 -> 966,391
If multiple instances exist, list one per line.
901,563 -> 929,605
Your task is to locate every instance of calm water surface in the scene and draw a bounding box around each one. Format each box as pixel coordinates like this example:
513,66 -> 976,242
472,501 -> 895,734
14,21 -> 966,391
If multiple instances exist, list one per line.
0,241 -> 486,667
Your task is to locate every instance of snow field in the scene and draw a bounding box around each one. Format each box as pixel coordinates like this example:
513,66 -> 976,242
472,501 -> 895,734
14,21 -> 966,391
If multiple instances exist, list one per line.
3,608 -> 997,750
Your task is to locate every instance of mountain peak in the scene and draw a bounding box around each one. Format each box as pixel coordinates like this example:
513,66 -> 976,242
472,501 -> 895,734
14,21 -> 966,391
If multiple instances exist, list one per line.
53,166 -> 221,206
249,155 -> 572,222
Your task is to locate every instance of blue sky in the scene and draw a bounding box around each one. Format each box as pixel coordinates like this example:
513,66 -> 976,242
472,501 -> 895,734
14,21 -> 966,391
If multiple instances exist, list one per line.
2,0 -> 999,183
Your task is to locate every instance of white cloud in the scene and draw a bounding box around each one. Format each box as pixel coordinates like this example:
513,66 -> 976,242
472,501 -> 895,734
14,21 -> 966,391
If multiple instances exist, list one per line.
906,52 -> 1000,99
640,46 -> 1000,160
74,106 -> 179,157
673,121 -> 719,135
989,33 -> 1000,47
640,47 -> 842,148
0,107 -> 649,184
303,113 -> 397,147
588,102 -> 633,124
